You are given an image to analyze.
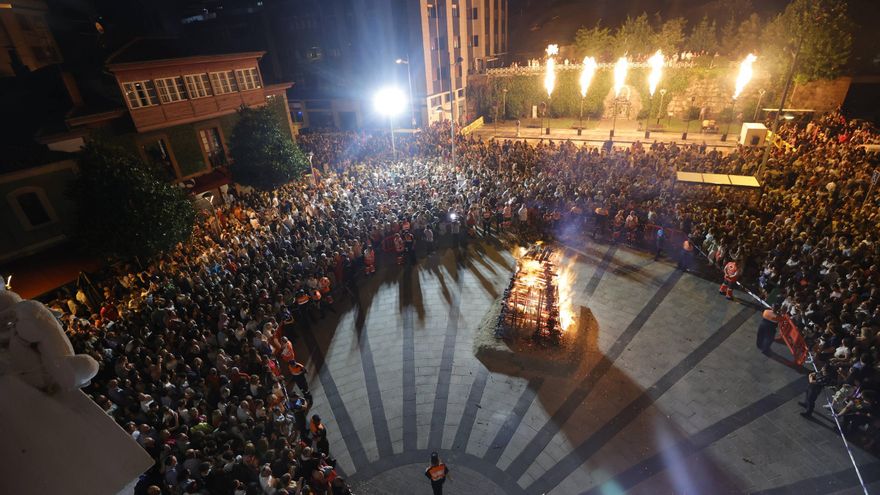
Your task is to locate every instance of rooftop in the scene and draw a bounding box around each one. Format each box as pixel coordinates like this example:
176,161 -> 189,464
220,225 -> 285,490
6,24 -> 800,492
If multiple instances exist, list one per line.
106,37 -> 265,67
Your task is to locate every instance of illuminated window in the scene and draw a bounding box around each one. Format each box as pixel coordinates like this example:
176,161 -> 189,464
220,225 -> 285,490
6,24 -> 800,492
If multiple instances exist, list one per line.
184,74 -> 213,98
122,80 -> 157,108
154,77 -> 187,103
235,68 -> 262,90
209,71 -> 239,94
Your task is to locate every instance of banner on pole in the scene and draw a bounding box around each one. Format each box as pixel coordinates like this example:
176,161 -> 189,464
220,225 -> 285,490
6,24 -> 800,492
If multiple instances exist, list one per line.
778,315 -> 808,366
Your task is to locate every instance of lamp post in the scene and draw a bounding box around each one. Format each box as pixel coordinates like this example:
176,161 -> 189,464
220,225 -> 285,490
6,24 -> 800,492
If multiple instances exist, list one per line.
395,58 -> 416,128
759,39 -> 802,179
656,88 -> 667,125
450,56 -> 463,168
722,98 -> 736,142
502,88 -> 508,121
753,88 -> 766,122
373,86 -> 407,158
683,96 -> 695,140
579,96 -> 585,136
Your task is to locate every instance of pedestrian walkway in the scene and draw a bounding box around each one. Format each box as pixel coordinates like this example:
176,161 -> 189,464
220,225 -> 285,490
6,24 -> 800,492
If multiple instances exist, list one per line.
297,239 -> 879,494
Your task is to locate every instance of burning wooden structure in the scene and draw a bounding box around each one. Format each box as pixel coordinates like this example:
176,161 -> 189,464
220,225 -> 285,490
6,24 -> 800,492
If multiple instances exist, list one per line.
495,244 -> 563,346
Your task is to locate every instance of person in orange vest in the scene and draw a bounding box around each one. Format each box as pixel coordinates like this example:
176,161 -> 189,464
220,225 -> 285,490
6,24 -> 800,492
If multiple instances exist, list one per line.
393,233 -> 405,265
720,259 -> 740,300
295,289 -> 312,329
310,414 -> 330,456
318,275 -> 333,304
757,303 -> 781,355
363,245 -> 376,275
278,336 -> 296,365
287,360 -> 311,402
424,451 -> 449,495
678,237 -> 694,272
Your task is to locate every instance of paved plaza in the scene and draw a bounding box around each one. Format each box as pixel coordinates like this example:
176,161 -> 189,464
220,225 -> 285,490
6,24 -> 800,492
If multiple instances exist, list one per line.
295,237 -> 879,494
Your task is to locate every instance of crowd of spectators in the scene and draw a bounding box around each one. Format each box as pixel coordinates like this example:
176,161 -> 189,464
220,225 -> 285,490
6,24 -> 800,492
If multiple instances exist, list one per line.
54,112 -> 880,495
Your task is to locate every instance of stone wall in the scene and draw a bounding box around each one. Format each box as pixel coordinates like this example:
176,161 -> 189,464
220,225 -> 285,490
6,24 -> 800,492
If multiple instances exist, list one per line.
667,72 -> 772,121
789,77 -> 851,113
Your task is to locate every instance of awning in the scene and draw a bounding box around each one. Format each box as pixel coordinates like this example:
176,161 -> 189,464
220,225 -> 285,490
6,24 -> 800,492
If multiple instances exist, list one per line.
675,171 -> 761,188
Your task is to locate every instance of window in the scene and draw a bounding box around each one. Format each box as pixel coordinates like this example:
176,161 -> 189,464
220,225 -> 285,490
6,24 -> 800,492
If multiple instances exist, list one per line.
291,102 -> 304,123
439,36 -> 447,50
184,74 -> 213,98
209,71 -> 238,95
473,35 -> 479,47
155,77 -> 187,103
427,4 -> 436,18
453,36 -> 460,49
199,127 -> 227,168
472,7 -> 478,19
122,80 -> 158,108
235,68 -> 262,90
8,187 -> 56,230
452,3 -> 459,17
141,137 -> 177,180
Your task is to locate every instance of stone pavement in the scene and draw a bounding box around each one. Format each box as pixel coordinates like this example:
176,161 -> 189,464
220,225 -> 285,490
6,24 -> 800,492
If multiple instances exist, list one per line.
294,236 -> 880,494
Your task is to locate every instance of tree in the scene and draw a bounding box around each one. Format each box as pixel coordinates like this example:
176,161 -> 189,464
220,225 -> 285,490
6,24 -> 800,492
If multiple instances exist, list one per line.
573,22 -> 613,61
762,0 -> 854,82
229,103 -> 309,190
687,15 -> 718,53
733,14 -> 763,57
614,13 -> 654,57
652,17 -> 686,55
70,140 -> 196,260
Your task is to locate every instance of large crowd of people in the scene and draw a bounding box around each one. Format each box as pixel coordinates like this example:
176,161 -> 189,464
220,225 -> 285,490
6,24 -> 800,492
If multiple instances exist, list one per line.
52,111 -> 880,495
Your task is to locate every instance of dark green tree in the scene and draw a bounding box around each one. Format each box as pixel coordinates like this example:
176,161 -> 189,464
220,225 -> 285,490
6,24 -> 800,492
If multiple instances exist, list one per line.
687,15 -> 718,53
230,103 -> 308,190
574,22 -> 614,61
614,13 -> 654,56
652,17 -> 687,55
71,140 -> 196,260
762,0 -> 854,82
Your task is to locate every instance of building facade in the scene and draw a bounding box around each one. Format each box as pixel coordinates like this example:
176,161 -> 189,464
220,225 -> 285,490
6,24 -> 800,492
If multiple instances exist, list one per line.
416,0 -> 508,125
0,0 -> 62,77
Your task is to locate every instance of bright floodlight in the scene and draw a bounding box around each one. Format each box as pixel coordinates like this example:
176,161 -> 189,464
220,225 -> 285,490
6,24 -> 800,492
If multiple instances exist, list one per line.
374,87 -> 407,116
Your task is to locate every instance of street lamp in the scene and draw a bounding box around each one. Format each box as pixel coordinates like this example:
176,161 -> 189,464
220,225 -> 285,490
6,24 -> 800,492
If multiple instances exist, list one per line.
656,88 -> 667,125
373,86 -> 407,157
753,88 -> 766,122
611,56 -> 628,140
683,96 -> 695,140
722,98 -> 736,142
395,58 -> 416,127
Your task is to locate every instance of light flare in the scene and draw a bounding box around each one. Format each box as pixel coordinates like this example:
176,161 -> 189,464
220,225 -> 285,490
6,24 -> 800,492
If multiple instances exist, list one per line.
579,56 -> 598,98
733,53 -> 757,99
647,50 -> 664,96
613,56 -> 629,97
544,44 -> 558,97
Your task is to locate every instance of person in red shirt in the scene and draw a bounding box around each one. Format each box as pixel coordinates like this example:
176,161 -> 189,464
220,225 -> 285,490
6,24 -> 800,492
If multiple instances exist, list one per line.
720,259 -> 740,300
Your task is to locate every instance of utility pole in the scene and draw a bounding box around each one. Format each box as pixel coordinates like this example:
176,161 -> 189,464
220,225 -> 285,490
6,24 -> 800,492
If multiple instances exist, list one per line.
758,38 -> 802,178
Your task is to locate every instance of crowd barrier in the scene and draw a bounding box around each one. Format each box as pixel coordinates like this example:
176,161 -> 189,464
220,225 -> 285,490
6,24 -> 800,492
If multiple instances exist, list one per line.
689,234 -> 868,494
